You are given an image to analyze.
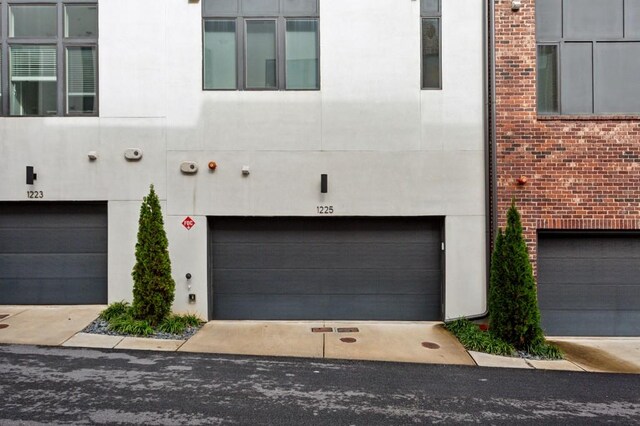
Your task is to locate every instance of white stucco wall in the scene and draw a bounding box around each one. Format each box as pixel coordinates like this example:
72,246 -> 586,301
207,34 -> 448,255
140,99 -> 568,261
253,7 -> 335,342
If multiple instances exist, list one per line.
0,0 -> 487,320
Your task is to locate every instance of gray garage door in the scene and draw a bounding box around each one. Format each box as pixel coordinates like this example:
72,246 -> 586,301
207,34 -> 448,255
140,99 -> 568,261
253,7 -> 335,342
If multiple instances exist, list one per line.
0,203 -> 108,304
209,217 -> 443,320
538,232 -> 640,336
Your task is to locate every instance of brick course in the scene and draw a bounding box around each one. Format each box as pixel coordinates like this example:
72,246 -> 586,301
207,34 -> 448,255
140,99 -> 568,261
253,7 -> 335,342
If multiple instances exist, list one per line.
494,0 -> 640,271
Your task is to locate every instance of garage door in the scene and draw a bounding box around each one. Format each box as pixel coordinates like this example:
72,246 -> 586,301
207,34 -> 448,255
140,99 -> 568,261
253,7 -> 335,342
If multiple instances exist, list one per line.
538,232 -> 640,336
209,217 -> 443,320
0,203 -> 108,304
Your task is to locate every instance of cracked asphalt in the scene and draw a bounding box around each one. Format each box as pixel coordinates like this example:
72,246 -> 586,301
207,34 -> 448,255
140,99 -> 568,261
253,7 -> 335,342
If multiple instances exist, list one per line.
1,344 -> 639,425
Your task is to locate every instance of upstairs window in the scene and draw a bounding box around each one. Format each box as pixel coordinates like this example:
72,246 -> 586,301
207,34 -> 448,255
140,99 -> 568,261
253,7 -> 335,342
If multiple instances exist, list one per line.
0,1 -> 98,116
421,0 -> 441,90
203,0 -> 320,90
536,0 -> 640,115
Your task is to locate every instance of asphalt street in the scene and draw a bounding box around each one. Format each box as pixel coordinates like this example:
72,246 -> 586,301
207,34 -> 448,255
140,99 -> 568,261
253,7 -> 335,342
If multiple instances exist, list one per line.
0,344 -> 639,425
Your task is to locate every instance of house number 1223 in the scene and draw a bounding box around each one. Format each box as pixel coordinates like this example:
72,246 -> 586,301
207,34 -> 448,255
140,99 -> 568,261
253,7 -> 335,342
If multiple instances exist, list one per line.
27,191 -> 44,199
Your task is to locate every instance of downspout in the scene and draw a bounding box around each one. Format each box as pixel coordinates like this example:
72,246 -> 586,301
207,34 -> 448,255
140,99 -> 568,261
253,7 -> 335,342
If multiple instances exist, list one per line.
489,0 -> 497,272
461,0 -> 496,321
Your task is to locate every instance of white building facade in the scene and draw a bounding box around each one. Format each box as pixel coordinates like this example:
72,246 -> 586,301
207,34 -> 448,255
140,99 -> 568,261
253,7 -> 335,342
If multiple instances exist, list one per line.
0,0 -> 487,321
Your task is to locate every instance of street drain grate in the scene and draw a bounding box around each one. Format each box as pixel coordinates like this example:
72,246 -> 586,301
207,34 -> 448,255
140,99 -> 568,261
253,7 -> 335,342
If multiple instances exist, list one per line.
0,314 -> 8,319
0,324 -> 9,329
421,342 -> 440,349
311,327 -> 333,333
336,327 -> 359,333
340,337 -> 357,343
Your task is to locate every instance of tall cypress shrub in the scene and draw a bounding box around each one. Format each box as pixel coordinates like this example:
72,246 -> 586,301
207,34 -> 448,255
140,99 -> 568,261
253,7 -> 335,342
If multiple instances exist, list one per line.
490,201 -> 545,349
488,229 -> 510,335
132,185 -> 175,325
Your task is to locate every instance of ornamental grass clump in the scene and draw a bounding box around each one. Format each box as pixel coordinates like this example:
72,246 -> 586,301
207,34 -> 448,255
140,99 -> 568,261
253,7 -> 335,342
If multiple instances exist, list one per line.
445,319 -> 516,357
157,314 -> 189,335
108,314 -> 154,337
99,301 -> 131,322
131,184 -> 175,326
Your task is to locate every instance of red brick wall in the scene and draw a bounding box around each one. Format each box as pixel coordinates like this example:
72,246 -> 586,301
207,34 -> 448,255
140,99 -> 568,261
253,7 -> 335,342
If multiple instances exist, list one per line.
494,0 -> 640,271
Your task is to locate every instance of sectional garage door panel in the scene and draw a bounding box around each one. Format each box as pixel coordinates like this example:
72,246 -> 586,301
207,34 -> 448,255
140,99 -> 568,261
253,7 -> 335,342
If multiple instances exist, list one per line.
213,269 -> 441,295
0,229 -> 107,253
213,243 -> 440,270
539,310 -> 640,336
214,294 -> 441,321
210,217 -> 442,320
0,203 -> 108,305
538,233 -> 640,336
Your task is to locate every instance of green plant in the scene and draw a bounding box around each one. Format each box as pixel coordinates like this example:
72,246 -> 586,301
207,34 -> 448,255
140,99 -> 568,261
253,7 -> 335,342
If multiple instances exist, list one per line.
180,313 -> 204,327
100,301 -> 132,321
488,229 -> 509,341
131,184 -> 175,326
527,341 -> 563,360
157,315 -> 188,335
445,319 -> 516,357
108,315 -> 154,337
158,313 -> 205,334
489,200 -> 546,350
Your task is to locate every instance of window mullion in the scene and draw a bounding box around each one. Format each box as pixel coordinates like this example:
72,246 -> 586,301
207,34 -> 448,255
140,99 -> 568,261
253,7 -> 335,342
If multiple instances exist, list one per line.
58,1 -> 64,115
278,16 -> 285,90
1,2 -> 8,115
591,41 -> 595,114
238,17 -> 245,90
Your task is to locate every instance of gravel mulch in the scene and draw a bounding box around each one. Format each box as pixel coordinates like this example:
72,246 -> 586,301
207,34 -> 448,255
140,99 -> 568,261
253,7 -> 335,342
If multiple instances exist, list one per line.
82,318 -> 203,341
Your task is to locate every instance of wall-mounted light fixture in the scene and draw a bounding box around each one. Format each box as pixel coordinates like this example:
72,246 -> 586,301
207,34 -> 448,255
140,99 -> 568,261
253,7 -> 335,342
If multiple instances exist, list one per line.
124,148 -> 143,161
26,166 -> 37,185
180,161 -> 198,174
321,174 -> 328,193
511,1 -> 522,11
516,175 -> 528,185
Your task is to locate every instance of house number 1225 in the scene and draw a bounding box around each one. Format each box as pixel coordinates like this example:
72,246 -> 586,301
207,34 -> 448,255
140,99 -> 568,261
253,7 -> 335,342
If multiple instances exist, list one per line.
316,206 -> 334,214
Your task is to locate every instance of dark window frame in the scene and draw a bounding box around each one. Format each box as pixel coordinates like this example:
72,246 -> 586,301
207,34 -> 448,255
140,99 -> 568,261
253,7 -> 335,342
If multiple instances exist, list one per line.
536,0 -> 640,115
0,0 -> 99,117
421,0 -> 442,90
536,42 -> 561,114
202,0 -> 320,91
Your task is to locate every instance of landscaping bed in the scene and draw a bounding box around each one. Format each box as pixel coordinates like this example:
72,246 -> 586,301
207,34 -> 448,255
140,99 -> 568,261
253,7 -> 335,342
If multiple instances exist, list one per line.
446,318 -> 563,360
82,301 -> 204,341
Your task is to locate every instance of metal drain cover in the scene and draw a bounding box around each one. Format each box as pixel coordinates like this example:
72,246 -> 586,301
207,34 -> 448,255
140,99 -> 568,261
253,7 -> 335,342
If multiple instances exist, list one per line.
421,341 -> 440,349
0,324 -> 9,329
337,327 -> 359,333
311,327 -> 333,333
340,337 -> 357,343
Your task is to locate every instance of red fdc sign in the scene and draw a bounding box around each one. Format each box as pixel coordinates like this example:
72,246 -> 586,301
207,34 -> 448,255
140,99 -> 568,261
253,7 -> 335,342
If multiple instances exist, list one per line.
182,216 -> 195,230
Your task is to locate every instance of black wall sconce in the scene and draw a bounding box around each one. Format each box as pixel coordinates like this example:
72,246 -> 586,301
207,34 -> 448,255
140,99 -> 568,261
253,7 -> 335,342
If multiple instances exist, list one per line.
321,174 -> 328,193
26,166 -> 37,185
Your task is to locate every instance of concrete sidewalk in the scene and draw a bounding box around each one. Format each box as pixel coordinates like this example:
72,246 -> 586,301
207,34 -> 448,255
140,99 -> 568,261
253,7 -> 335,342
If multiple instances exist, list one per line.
1,306 -> 639,373
0,305 -> 103,346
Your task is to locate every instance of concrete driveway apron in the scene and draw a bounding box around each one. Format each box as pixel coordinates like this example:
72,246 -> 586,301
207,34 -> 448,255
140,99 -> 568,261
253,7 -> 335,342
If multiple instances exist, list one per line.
179,320 -> 474,365
549,337 -> 640,374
